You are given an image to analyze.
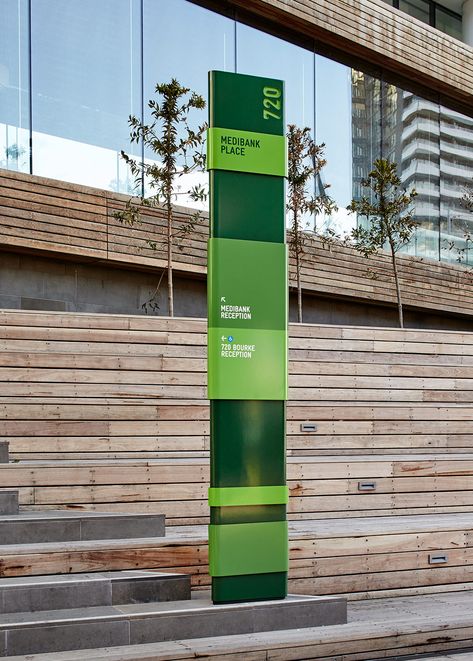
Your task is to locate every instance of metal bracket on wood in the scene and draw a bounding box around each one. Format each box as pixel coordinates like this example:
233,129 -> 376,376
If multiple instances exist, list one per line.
358,481 -> 377,492
300,423 -> 317,432
428,553 -> 448,565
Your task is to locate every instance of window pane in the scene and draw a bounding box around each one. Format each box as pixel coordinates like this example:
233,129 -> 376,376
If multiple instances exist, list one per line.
0,0 -> 30,173
315,55 -> 353,234
436,7 -> 462,40
144,0 -> 235,104
439,106 -> 473,266
351,71 -> 382,201
31,0 -> 142,192
143,0 -> 235,208
404,95 -> 440,259
399,0 -> 430,23
236,23 -> 314,229
236,23 -> 314,130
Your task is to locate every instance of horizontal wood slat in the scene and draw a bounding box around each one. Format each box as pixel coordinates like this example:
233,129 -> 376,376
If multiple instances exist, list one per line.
233,0 -> 473,111
2,169 -> 473,318
3,515 -> 473,602
1,310 -> 473,525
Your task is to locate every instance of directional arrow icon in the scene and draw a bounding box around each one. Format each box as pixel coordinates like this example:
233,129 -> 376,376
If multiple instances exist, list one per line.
221,297 -> 226,303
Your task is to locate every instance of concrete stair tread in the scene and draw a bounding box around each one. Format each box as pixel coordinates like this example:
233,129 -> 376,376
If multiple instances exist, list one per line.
0,511 -> 162,522
0,511 -> 165,544
3,592 -> 473,660
0,491 -> 18,515
2,511 -> 473,556
0,443 -> 8,464
0,593 -> 345,656
0,570 -> 184,588
0,570 -> 191,616
0,594 -> 334,626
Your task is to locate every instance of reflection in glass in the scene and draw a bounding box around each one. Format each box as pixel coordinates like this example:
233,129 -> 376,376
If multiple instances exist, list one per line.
31,0 -> 142,192
439,106 -> 473,266
315,55 -> 353,234
435,7 -> 462,41
143,0 -> 235,208
237,22 -> 315,228
236,23 -> 314,129
144,0 -> 235,105
0,0 -> 30,173
351,71 -> 382,204
399,0 -> 430,24
386,91 -> 441,259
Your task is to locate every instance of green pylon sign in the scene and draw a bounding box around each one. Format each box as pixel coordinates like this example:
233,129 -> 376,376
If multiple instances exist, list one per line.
207,70 -> 288,604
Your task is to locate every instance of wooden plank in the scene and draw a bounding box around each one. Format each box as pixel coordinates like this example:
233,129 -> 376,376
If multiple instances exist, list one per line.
5,171 -> 473,317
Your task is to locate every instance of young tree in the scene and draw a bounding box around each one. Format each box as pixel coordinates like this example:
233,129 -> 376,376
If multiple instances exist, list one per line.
445,185 -> 473,264
347,158 -> 417,328
287,124 -> 337,323
116,79 -> 207,317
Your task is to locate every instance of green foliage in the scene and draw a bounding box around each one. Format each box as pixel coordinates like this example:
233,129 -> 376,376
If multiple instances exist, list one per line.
348,158 -> 417,327
115,79 -> 207,316
1,143 -> 27,171
463,183 -> 473,214
445,184 -> 473,266
286,124 -> 337,322
348,159 -> 417,256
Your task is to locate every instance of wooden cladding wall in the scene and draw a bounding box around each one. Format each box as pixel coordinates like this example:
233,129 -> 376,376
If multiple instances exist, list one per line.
2,310 -> 473,524
2,169 -> 473,320
231,0 -> 473,111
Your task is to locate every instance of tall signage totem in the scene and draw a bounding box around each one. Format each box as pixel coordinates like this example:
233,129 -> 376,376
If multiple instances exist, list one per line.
207,70 -> 288,604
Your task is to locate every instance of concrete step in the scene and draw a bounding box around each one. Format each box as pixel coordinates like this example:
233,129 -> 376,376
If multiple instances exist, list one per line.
5,591 -> 473,661
0,511 -> 165,544
0,571 -> 190,615
0,443 -> 8,464
0,491 -> 18,515
0,593 -> 346,657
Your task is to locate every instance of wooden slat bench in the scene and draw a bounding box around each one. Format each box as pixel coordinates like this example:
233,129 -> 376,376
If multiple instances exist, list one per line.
2,310 -> 473,460
2,515 -> 473,601
2,310 -> 473,599
4,169 -> 473,318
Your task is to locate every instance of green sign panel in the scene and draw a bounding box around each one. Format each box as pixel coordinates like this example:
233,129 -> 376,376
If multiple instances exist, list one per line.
207,128 -> 287,176
207,237 -> 287,400
207,70 -> 288,605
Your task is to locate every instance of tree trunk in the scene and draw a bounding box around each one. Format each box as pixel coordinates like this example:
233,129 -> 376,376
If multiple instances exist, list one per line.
296,247 -> 303,323
390,242 -> 403,328
167,197 -> 174,318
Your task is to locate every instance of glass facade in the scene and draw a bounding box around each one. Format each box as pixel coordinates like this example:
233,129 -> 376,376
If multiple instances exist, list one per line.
384,0 -> 462,40
0,0 -> 30,174
1,0 -> 473,264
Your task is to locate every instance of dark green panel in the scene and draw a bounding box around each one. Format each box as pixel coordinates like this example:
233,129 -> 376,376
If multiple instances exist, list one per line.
210,400 -> 286,486
212,572 -> 287,604
209,70 -> 284,135
210,171 -> 285,243
210,505 -> 286,525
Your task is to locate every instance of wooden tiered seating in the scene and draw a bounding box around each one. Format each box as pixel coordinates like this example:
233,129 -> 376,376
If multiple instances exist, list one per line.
2,309 -> 473,599
4,168 -> 473,318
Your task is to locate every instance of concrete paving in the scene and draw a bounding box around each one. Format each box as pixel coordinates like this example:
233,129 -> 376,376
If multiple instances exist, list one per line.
0,593 -> 346,657
0,511 -> 165,544
0,491 -> 18,515
0,571 -> 190,614
0,442 -> 8,463
5,591 -> 473,660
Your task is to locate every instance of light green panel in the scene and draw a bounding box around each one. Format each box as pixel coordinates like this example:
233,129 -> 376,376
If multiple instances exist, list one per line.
208,486 -> 289,507
207,127 -> 287,177
208,238 -> 287,331
208,521 -> 289,577
208,327 -> 287,400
